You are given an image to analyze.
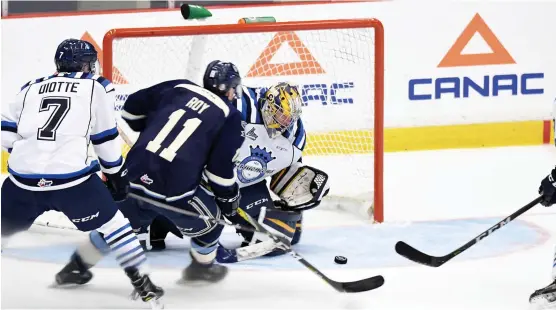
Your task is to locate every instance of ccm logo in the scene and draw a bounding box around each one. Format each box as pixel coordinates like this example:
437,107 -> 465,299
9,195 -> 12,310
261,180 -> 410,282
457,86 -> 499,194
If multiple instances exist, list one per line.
475,217 -> 511,243
245,198 -> 269,210
72,211 -> 100,223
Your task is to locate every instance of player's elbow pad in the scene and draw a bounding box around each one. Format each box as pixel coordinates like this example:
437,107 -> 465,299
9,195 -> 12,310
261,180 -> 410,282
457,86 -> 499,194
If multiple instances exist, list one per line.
121,109 -> 147,132
123,118 -> 146,132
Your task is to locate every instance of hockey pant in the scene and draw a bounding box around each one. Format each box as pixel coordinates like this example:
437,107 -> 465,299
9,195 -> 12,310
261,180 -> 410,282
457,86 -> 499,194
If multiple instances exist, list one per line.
1,175 -> 119,234
117,186 -> 224,255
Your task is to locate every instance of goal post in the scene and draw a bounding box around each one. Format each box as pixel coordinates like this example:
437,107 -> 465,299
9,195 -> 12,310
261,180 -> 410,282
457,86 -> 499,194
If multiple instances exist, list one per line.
103,19 -> 384,223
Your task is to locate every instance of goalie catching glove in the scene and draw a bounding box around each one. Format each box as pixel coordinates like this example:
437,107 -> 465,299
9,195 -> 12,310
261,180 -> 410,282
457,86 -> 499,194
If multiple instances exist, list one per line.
270,162 -> 330,212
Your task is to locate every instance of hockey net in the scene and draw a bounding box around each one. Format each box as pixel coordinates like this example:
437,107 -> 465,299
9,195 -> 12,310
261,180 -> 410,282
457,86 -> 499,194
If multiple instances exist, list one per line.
33,19 -> 384,229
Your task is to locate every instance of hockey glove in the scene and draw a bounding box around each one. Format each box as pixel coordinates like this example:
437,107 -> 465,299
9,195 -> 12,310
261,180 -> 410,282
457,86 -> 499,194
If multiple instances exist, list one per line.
271,163 -> 330,212
539,167 -> 556,207
215,185 -> 241,218
103,166 -> 130,202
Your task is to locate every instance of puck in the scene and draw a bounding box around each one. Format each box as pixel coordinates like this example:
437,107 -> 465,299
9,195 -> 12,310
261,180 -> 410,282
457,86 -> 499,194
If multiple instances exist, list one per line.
334,256 -> 347,264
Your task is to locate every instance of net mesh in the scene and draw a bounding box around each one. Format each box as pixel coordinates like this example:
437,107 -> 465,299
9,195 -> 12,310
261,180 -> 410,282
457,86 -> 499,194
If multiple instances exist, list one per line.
33,25 -> 379,229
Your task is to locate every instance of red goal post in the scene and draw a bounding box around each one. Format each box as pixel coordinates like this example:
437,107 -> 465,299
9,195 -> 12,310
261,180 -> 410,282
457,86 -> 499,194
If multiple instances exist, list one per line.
102,19 -> 385,223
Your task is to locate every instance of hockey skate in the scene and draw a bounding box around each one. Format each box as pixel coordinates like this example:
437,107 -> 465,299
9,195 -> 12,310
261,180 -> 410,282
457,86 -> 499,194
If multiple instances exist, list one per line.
530,280 -> 556,309
54,252 -> 93,286
180,251 -> 228,285
126,267 -> 164,309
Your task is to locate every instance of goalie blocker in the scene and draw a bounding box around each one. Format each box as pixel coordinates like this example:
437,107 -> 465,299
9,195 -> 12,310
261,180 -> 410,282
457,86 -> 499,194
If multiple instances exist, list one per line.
142,164 -> 330,261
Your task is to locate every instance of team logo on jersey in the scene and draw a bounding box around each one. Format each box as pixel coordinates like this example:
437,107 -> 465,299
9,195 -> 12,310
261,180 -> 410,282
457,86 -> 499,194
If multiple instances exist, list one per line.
37,178 -> 53,188
241,121 -> 258,141
243,127 -> 258,141
236,146 -> 276,183
140,174 -> 153,185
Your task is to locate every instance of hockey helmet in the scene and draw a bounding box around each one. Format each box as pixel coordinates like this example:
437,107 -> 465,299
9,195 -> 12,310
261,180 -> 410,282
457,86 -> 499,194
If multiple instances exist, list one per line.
261,82 -> 303,139
203,60 -> 242,99
55,39 -> 99,74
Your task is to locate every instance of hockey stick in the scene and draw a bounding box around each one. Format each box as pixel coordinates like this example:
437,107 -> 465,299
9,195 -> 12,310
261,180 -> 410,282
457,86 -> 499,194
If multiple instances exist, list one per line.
395,196 -> 542,267
130,192 -> 385,293
129,192 -> 262,235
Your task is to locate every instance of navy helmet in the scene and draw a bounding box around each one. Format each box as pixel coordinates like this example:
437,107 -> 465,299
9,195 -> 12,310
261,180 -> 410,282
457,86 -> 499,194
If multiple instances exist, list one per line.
203,60 -> 242,98
55,39 -> 98,74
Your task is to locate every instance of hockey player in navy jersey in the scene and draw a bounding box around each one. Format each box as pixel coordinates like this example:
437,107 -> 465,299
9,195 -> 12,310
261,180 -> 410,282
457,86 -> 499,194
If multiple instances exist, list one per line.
1,39 -> 163,307
143,76 -> 331,263
111,60 -> 247,282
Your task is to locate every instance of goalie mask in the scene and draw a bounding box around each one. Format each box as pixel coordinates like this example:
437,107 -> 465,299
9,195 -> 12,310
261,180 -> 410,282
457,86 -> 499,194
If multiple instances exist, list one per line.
261,82 -> 302,139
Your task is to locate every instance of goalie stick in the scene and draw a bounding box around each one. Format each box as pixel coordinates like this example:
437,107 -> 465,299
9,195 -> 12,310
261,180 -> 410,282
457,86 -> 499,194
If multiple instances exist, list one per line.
129,192 -> 384,293
395,196 -> 542,267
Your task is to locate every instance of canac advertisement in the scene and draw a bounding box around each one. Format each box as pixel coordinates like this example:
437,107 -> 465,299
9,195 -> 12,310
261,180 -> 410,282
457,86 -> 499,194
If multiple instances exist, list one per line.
385,5 -> 556,127
408,13 -> 544,101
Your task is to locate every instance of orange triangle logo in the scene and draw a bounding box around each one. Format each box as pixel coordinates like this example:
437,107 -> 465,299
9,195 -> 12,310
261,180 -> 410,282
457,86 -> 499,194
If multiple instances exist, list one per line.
246,31 -> 325,77
80,32 -> 129,84
438,13 -> 515,68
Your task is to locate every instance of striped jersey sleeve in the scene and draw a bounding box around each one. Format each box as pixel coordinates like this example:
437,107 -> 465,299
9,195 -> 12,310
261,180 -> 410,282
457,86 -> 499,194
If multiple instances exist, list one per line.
90,78 -> 123,174
292,119 -> 306,151
235,86 -> 266,124
1,87 -> 27,152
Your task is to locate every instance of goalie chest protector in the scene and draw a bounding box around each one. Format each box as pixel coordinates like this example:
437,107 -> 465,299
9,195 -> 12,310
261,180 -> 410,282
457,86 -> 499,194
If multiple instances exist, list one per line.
235,123 -> 302,187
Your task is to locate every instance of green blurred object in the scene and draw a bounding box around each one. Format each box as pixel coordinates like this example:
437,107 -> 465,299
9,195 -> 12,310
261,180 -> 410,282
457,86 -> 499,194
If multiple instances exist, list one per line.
180,3 -> 212,20
238,16 -> 277,24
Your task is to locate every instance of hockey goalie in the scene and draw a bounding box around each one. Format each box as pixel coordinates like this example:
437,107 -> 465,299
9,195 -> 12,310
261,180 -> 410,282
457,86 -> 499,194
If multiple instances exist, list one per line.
142,64 -> 330,263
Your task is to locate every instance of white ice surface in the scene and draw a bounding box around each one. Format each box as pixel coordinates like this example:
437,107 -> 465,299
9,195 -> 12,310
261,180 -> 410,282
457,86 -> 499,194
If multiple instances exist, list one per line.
3,145 -> 556,309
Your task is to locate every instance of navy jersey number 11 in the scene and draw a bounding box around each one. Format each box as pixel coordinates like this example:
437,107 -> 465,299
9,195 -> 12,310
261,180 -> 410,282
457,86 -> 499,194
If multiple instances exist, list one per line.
146,108 -> 202,162
123,81 -> 244,201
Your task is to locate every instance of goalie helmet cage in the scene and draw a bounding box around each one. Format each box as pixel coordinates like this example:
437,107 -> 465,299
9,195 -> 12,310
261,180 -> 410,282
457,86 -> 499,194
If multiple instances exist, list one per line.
103,18 -> 384,223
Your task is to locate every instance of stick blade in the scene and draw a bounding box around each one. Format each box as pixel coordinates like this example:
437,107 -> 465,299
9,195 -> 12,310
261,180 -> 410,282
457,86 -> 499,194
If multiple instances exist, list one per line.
395,241 -> 444,267
339,275 -> 385,293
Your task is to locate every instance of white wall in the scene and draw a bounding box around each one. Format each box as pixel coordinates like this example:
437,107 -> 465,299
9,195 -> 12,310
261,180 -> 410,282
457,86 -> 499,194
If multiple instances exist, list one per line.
2,1 -> 555,129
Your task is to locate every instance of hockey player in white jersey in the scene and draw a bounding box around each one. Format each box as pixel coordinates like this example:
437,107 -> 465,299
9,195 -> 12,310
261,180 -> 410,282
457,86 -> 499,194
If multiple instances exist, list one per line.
1,39 -> 163,307
530,169 -> 556,308
215,81 -> 331,262
143,77 -> 331,262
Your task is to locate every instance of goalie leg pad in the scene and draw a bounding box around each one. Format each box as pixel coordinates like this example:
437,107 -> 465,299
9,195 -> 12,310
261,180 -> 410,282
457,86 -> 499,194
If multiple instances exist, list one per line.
245,207 -> 302,254
233,181 -> 275,242
291,213 -> 304,246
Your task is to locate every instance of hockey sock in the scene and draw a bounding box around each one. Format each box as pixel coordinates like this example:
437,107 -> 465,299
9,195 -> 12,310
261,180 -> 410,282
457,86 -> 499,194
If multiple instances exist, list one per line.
76,230 -> 110,267
97,210 -> 149,274
191,238 -> 218,264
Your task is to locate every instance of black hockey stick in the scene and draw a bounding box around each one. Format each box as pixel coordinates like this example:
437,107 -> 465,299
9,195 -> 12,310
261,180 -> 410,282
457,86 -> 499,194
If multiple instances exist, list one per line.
129,193 -> 385,293
395,196 -> 542,267
129,192 -> 265,235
